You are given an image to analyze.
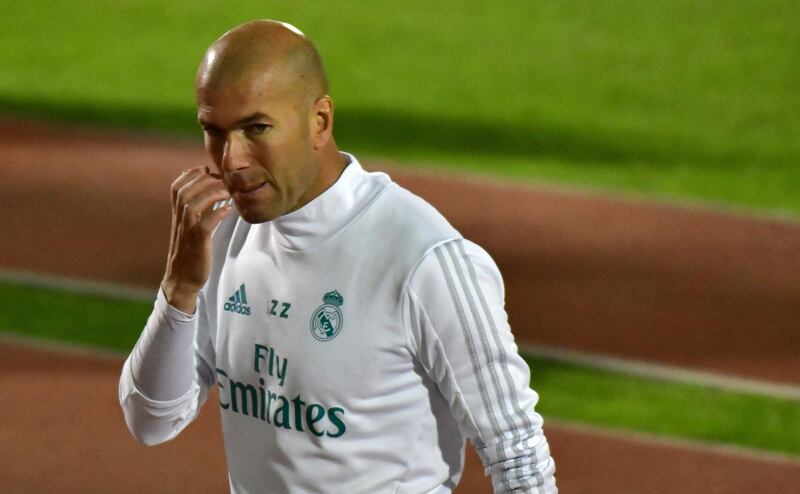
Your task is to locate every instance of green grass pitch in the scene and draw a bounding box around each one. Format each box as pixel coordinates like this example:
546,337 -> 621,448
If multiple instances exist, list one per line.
0,0 -> 798,215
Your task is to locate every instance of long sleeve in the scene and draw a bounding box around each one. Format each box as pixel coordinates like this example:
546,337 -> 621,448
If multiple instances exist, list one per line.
404,238 -> 557,493
118,288 -> 215,446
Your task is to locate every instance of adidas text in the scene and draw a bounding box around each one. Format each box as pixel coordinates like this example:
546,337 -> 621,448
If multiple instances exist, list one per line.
224,283 -> 252,316
224,302 -> 251,315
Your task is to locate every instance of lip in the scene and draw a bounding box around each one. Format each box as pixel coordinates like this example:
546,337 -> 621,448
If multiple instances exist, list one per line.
233,181 -> 270,199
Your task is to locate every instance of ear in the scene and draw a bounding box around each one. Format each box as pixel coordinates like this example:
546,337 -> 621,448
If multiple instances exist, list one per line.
310,95 -> 334,150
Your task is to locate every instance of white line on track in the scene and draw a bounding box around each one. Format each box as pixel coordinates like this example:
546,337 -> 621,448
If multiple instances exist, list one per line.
0,268 -> 154,301
520,342 -> 800,401
0,331 -> 127,361
3,268 -> 800,401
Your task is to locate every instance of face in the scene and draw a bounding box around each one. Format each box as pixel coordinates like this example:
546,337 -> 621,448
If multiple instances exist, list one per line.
196,70 -> 320,224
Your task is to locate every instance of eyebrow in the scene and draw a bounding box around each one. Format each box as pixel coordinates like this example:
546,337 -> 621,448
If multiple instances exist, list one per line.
198,112 -> 272,128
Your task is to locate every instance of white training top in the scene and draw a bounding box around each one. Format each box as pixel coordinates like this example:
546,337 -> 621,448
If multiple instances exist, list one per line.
119,153 -> 557,494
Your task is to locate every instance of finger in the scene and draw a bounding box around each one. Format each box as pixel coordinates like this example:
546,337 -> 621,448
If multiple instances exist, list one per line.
178,179 -> 228,219
171,167 -> 208,206
170,168 -> 214,251
169,168 -> 204,250
197,203 -> 233,235
172,166 -> 204,191
171,169 -> 204,208
187,186 -> 231,216
182,187 -> 232,227
167,212 -> 186,267
204,165 -> 224,180
175,173 -> 227,210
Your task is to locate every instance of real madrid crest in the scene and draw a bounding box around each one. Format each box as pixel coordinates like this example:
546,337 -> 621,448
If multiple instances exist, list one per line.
310,290 -> 344,341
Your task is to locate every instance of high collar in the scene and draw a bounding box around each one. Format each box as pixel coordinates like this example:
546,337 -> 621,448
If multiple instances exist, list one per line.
264,152 -> 388,251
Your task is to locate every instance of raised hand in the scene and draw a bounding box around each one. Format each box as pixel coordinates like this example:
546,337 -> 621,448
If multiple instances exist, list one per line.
161,166 -> 232,313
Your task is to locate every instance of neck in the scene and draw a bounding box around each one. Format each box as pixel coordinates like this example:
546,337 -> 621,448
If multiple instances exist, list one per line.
291,143 -> 348,213
315,141 -> 348,191
268,152 -> 382,251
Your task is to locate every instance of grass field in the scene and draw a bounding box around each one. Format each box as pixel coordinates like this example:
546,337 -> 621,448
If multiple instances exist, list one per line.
1,0 -> 798,214
2,279 -> 798,457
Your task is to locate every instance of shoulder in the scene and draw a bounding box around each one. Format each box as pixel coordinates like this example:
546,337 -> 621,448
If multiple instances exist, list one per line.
371,179 -> 462,241
336,171 -> 464,298
402,238 -> 506,355
408,238 -> 504,301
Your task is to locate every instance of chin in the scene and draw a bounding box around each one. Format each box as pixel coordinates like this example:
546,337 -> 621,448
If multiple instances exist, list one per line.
239,210 -> 275,224
236,203 -> 284,224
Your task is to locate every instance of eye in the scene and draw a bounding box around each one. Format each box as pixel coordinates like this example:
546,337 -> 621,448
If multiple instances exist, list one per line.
245,123 -> 271,136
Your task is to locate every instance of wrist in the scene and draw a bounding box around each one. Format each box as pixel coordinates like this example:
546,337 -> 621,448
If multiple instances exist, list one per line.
161,278 -> 199,314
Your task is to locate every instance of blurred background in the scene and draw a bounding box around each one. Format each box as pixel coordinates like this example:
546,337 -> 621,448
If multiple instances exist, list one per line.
1,1 -> 798,492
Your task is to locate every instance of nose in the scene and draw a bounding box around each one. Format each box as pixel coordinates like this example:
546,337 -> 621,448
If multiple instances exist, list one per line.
221,132 -> 250,173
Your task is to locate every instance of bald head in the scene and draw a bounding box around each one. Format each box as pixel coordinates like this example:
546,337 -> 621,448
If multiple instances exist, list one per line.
193,20 -> 344,225
196,20 -> 328,109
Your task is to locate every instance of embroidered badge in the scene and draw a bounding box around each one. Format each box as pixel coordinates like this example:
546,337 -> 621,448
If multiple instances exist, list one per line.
309,290 -> 344,341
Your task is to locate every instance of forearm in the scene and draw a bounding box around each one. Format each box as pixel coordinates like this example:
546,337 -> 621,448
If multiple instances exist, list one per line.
129,287 -> 196,400
118,288 -> 206,445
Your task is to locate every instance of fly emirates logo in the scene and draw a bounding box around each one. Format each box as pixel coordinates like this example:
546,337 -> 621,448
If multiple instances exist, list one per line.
215,343 -> 347,438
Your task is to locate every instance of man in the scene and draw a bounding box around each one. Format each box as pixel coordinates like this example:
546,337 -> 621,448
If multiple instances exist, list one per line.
119,19 -> 557,494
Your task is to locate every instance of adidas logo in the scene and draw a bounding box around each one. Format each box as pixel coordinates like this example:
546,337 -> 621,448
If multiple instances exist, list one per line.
223,284 -> 251,316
